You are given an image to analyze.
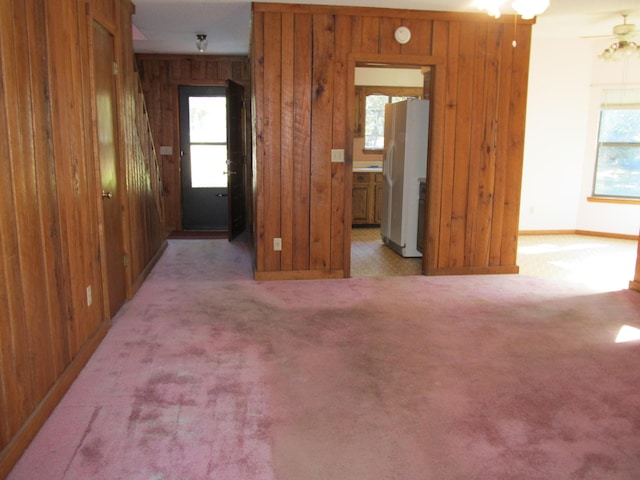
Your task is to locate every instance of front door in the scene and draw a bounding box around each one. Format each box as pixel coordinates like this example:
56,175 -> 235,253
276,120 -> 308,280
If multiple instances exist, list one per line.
93,21 -> 126,316
179,86 -> 228,231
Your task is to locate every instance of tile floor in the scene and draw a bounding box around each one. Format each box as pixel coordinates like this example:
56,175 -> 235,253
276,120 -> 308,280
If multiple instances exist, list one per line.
350,228 -> 638,292
516,234 -> 637,291
350,227 -> 422,277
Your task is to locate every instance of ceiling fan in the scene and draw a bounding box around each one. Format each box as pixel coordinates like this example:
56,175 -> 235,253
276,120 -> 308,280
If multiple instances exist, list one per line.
583,14 -> 639,60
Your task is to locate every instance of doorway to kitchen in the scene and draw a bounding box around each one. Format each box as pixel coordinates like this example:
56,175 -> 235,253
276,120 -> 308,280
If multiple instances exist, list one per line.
349,61 -> 432,277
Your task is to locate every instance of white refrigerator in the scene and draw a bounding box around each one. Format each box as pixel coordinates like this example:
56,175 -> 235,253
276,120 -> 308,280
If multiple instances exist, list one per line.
380,99 -> 430,258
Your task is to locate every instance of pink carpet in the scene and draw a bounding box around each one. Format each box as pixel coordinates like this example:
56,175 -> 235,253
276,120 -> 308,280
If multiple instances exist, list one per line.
8,238 -> 640,479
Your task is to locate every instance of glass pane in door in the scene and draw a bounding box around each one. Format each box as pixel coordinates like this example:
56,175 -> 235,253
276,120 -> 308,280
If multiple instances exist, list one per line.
189,97 -> 227,143
190,145 -> 227,188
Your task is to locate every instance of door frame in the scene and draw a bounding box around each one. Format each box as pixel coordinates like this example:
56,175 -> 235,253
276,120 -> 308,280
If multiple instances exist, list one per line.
345,53 -> 442,278
88,15 -> 131,319
173,81 -> 251,237
178,85 -> 229,231
226,79 -> 248,240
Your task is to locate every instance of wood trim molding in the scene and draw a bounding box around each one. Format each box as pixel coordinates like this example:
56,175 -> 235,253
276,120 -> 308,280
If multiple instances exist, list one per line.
255,270 -> 345,281
519,229 -> 639,241
424,265 -> 520,276
575,230 -> 639,241
130,240 -> 168,294
135,53 -> 249,62
252,2 -> 536,25
351,53 -> 445,67
0,320 -> 110,479
518,229 -> 576,236
587,196 -> 640,205
630,280 -> 640,292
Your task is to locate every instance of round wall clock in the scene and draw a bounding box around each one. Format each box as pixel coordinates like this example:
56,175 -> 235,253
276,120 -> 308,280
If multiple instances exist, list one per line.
394,26 -> 411,44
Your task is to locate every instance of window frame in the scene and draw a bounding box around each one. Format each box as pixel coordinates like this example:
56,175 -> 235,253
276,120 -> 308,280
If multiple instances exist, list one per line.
354,86 -> 423,153
591,96 -> 640,202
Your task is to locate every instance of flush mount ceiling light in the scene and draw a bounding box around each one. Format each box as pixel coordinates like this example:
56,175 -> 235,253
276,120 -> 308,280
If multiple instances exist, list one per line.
195,34 -> 208,53
474,0 -> 549,20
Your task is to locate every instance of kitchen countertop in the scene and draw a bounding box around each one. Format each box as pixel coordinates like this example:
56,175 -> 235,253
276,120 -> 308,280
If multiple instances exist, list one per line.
353,167 -> 383,172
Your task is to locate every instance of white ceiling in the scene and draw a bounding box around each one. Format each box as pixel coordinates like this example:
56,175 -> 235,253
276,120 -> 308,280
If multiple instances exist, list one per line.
131,0 -> 640,55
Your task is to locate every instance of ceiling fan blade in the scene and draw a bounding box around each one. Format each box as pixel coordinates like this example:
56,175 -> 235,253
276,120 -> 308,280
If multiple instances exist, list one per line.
580,34 -> 616,39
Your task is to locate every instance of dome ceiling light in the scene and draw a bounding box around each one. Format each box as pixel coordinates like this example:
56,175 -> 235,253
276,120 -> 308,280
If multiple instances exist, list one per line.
195,34 -> 208,53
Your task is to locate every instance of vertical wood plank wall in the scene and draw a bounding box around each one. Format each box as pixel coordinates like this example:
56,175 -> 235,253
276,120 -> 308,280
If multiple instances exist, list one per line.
252,3 -> 533,279
631,229 -> 640,292
136,54 -> 251,233
0,0 -> 165,475
119,16 -> 167,291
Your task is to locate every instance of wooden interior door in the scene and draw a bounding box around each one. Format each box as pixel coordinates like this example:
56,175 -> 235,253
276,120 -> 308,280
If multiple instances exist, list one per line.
93,21 -> 126,317
226,80 -> 246,239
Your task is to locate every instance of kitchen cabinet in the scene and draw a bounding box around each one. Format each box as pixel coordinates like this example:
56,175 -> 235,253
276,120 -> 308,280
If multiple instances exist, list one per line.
352,171 -> 383,226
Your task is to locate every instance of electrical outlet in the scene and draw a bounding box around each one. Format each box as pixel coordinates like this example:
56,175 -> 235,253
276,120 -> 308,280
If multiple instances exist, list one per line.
86,285 -> 92,306
273,238 -> 282,251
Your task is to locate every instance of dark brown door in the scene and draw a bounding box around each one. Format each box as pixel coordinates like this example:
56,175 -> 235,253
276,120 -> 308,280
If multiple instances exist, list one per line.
226,80 -> 246,239
93,21 -> 126,317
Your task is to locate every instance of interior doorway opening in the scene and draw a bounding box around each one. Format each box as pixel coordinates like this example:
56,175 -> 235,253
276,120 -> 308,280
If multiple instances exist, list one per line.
349,62 -> 433,278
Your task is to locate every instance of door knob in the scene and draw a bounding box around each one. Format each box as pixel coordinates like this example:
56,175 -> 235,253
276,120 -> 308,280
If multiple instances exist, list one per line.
102,191 -> 113,199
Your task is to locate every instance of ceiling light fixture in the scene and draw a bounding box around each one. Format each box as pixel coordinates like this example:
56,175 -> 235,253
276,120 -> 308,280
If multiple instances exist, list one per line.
474,0 -> 503,18
596,16 -> 640,61
474,0 -> 549,20
195,34 -> 208,53
599,40 -> 640,61
512,0 -> 549,20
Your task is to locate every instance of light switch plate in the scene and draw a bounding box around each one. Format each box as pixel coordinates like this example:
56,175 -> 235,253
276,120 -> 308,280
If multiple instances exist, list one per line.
159,146 -> 173,155
331,149 -> 345,163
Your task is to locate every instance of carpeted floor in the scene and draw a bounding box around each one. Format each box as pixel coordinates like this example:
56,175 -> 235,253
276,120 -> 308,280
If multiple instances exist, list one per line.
8,235 -> 640,479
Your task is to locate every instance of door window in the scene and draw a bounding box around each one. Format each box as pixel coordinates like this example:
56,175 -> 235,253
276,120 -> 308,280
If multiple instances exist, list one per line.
188,96 -> 227,188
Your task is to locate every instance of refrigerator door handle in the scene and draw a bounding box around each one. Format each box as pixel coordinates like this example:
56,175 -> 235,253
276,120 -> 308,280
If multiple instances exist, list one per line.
383,143 -> 394,180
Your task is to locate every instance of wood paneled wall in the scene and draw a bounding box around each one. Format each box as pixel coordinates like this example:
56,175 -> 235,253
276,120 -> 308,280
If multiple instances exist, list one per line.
120,19 -> 166,291
136,54 -> 251,232
252,3 -> 534,279
631,229 -> 640,292
0,0 -> 165,475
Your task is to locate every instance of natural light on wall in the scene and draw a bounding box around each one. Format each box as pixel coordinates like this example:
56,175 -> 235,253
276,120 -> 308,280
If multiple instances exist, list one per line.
473,0 -> 549,20
616,325 -> 640,343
